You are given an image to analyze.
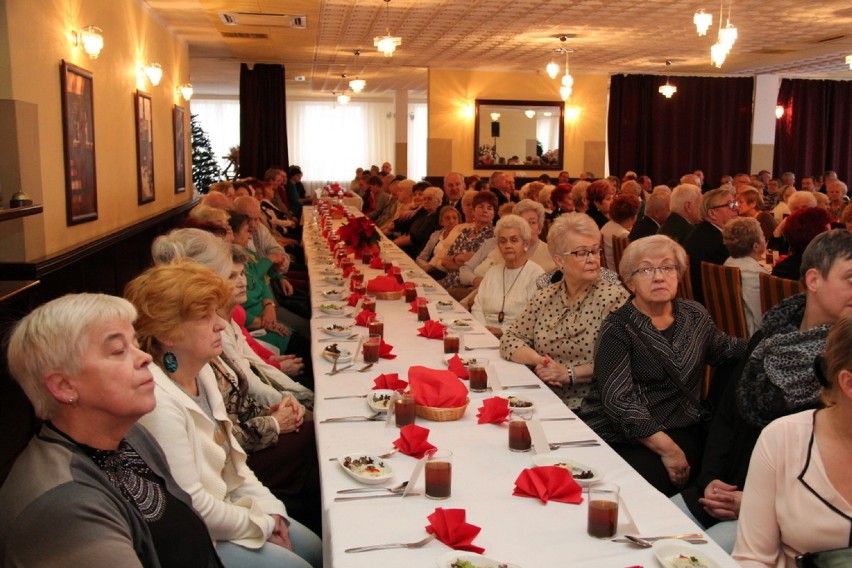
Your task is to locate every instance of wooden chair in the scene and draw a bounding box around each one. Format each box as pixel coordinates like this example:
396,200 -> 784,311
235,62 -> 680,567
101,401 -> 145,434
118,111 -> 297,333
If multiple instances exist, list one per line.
599,235 -> 608,269
612,235 -> 630,275
700,261 -> 749,340
759,272 -> 803,315
676,256 -> 694,301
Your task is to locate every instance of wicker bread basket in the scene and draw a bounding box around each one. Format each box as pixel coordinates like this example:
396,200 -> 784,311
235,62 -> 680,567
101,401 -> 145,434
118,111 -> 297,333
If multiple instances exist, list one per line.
415,399 -> 469,421
372,289 -> 404,300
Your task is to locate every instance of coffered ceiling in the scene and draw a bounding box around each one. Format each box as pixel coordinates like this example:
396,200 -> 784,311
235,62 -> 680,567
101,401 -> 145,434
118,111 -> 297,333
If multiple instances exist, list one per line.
143,0 -> 852,99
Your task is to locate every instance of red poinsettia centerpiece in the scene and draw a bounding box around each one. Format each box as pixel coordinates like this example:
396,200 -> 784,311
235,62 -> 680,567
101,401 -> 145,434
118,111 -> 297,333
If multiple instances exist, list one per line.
337,216 -> 381,257
323,183 -> 354,198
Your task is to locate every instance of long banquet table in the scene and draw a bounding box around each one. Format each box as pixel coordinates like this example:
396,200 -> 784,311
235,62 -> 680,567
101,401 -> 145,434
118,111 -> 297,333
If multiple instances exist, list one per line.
305,206 -> 738,568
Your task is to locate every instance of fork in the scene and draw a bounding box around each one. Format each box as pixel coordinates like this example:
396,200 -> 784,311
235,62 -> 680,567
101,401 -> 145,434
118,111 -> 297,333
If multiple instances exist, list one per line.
320,412 -> 384,423
548,439 -> 601,449
345,534 -> 436,553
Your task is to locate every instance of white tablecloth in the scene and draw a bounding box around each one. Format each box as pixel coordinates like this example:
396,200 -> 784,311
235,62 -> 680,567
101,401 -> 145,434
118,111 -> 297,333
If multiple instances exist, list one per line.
304,207 -> 738,568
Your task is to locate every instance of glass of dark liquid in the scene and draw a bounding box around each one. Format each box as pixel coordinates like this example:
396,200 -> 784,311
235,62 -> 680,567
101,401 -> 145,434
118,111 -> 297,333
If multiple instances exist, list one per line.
417,298 -> 430,322
468,362 -> 488,392
443,328 -> 460,354
508,417 -> 531,452
367,314 -> 384,340
362,333 -> 381,364
587,482 -> 619,538
362,250 -> 373,265
391,266 -> 404,285
361,296 -> 376,313
425,449 -> 453,500
394,394 -> 416,427
404,282 -> 418,303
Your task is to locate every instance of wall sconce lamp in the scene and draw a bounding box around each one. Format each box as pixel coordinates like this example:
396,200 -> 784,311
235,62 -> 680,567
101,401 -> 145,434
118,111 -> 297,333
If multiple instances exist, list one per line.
142,63 -> 163,86
75,25 -> 104,59
489,112 -> 501,121
775,105 -> 784,119
177,83 -> 194,101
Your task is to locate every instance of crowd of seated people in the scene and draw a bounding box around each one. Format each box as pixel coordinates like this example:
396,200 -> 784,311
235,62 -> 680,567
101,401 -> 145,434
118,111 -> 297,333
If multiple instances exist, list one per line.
1,160 -> 849,566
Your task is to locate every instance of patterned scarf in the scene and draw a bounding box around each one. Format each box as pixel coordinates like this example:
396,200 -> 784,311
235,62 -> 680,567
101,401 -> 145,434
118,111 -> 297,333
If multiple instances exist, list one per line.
86,440 -> 166,522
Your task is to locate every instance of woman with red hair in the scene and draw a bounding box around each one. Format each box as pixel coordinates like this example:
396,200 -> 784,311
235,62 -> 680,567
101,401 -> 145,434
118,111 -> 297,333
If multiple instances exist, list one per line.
772,207 -> 833,281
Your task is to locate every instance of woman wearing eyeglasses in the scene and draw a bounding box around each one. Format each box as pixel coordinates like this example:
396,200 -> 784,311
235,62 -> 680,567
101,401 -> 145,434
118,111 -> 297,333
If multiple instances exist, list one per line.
578,235 -> 745,496
500,213 -> 630,409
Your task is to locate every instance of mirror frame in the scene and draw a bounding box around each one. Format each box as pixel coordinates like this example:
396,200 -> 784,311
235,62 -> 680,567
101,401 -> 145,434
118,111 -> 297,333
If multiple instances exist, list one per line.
473,99 -> 565,171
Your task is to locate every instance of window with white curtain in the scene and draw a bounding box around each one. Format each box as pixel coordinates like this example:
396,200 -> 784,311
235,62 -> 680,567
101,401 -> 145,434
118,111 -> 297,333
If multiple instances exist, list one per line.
408,103 -> 428,181
189,98 -> 240,172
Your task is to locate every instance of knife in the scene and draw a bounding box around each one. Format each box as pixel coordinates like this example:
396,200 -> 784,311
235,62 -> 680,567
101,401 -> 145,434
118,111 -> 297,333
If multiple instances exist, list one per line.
334,492 -> 421,502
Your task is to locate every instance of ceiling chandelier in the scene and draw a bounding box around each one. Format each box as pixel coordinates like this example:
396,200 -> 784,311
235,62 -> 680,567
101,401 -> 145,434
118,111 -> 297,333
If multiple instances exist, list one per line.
335,92 -> 351,105
558,46 -> 575,101
658,61 -> 677,98
374,0 -> 401,57
347,50 -> 366,92
693,9 -> 712,36
707,0 -> 736,68
846,55 -> 852,69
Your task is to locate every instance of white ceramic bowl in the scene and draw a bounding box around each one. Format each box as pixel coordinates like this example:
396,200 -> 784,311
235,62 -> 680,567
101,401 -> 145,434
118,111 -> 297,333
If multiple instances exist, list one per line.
337,453 -> 393,485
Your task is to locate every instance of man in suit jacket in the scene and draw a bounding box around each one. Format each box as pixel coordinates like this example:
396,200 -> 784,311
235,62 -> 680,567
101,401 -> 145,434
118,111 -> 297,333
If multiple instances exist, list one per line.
683,188 -> 739,305
659,184 -> 702,244
629,190 -> 670,241
442,171 -> 466,218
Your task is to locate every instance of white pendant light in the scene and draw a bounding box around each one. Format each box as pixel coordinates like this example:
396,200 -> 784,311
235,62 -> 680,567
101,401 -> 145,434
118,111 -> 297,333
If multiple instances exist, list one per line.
711,42 -> 727,68
373,0 -> 401,57
693,9 -> 712,36
546,60 -> 559,79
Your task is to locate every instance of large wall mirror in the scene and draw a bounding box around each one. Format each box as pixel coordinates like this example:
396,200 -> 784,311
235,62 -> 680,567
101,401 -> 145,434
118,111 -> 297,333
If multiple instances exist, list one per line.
474,99 -> 565,170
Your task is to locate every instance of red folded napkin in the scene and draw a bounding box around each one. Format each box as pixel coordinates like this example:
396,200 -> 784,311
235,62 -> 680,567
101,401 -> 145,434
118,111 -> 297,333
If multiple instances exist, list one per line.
347,292 -> 365,307
446,354 -> 469,379
369,256 -> 385,269
354,310 -> 374,326
408,366 -> 468,408
342,264 -> 356,277
367,275 -> 404,293
513,466 -> 583,505
417,320 -> 446,339
425,508 -> 484,554
372,373 -> 408,391
477,397 -> 511,424
408,300 -> 419,313
379,340 -> 396,359
392,424 -> 437,458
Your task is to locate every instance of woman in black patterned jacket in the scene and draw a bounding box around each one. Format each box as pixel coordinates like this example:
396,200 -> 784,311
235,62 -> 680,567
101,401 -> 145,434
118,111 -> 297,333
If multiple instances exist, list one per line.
578,235 -> 746,496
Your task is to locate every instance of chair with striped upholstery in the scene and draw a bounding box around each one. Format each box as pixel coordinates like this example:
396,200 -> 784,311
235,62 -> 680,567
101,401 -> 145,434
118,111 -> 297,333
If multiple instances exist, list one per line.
700,261 -> 749,340
599,235 -> 608,269
676,256 -> 694,301
612,235 -> 630,275
758,272 -> 804,315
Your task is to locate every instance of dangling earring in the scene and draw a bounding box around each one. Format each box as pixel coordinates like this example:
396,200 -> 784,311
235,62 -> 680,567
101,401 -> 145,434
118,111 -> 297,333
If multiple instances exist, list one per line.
163,352 -> 179,373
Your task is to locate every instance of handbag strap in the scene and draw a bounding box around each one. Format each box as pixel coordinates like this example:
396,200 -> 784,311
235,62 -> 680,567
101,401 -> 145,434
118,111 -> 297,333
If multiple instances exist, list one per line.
610,312 -> 702,410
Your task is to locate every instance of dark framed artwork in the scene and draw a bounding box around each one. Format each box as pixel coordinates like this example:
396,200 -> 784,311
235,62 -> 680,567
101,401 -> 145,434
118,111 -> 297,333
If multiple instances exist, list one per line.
135,90 -> 155,204
60,60 -> 98,225
173,105 -> 187,193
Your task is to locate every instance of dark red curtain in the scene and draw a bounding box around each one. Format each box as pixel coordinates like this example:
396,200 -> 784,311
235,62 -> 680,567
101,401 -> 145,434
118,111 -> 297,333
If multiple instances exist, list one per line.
773,79 -> 852,182
239,63 -> 289,178
608,74 -> 754,187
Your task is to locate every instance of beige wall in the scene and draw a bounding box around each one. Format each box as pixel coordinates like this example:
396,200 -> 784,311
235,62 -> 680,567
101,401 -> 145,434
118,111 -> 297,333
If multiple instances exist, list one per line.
426,68 -> 609,178
0,0 -> 191,262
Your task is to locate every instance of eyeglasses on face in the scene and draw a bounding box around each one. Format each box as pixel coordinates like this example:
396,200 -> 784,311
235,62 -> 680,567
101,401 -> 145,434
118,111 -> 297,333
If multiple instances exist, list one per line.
560,247 -> 602,259
710,200 -> 739,210
630,264 -> 678,278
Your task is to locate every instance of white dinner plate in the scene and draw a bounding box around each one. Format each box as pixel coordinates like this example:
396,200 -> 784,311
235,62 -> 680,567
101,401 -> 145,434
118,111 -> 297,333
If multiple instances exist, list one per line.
319,304 -> 351,316
322,347 -> 354,364
421,283 -> 438,294
439,318 -> 475,332
435,300 -> 455,311
530,455 -> 602,487
495,391 -> 535,412
320,323 -> 355,337
323,276 -> 346,286
652,539 -> 720,568
366,389 -> 394,413
436,551 -> 522,568
443,355 -> 486,368
337,453 -> 393,485
321,289 -> 347,301
320,268 -> 340,276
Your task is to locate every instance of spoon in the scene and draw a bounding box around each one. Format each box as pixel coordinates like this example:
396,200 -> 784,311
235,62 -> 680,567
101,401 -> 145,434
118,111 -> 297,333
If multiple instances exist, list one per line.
358,363 -> 375,373
337,481 -> 409,494
328,448 -> 399,461
619,536 -> 707,547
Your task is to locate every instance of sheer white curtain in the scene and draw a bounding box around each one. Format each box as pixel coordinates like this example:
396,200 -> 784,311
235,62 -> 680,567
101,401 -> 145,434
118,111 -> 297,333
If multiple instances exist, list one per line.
286,100 -> 394,188
408,103 -> 428,181
536,115 -> 560,155
189,99 -> 240,171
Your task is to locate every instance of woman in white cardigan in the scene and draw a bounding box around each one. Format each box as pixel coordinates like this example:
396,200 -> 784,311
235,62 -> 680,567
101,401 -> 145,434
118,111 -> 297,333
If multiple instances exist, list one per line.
126,260 -> 321,568
471,214 -> 544,337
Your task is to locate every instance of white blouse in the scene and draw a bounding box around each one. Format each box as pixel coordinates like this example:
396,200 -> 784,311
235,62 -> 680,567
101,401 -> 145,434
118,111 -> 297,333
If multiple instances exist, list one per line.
471,260 -> 545,329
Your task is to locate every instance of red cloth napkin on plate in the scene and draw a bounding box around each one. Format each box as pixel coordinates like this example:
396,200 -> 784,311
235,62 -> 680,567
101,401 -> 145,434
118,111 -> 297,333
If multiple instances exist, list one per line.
354,310 -> 374,327
369,256 -> 384,269
513,466 -> 583,504
425,508 -> 484,554
446,354 -> 469,379
417,320 -> 446,339
477,397 -> 510,424
372,373 -> 408,391
347,292 -> 365,307
367,275 -> 404,293
408,366 -> 468,408
392,424 -> 437,458
379,340 -> 396,359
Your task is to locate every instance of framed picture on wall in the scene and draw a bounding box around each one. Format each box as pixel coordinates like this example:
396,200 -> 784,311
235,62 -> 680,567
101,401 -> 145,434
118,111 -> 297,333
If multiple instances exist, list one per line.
173,105 -> 187,194
135,90 -> 155,204
60,60 -> 98,225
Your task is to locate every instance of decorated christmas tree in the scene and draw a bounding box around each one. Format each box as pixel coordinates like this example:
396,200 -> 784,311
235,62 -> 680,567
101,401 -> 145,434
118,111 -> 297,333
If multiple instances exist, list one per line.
190,114 -> 220,193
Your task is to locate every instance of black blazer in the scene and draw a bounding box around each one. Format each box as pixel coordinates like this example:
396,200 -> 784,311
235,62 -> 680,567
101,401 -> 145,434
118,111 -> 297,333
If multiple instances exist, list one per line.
628,216 -> 660,241
658,212 -> 695,244
683,221 -> 728,305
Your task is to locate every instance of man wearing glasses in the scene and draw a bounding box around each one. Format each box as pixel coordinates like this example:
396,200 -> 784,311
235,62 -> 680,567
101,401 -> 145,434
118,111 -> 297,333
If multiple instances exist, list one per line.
683,188 -> 740,305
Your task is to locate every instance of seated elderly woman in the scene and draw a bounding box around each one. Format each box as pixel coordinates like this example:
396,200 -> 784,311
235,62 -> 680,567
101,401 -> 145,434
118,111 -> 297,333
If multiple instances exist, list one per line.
547,183 -> 575,221
578,235 -> 745,496
125,262 -> 322,568
416,204 -> 461,279
439,190 -> 498,296
471,214 -> 545,337
722,217 -> 771,337
394,184 -> 441,257
772,207 -> 833,281
733,317 -> 852,567
600,193 -> 641,269
0,294 -> 221,566
501,213 -> 630,409
585,180 -> 614,228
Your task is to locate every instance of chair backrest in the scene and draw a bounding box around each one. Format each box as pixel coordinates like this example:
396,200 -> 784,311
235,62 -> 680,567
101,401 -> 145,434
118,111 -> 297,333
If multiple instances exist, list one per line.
759,272 -> 804,315
599,235 -> 607,269
612,235 -> 630,275
677,255 -> 694,301
700,261 -> 749,339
